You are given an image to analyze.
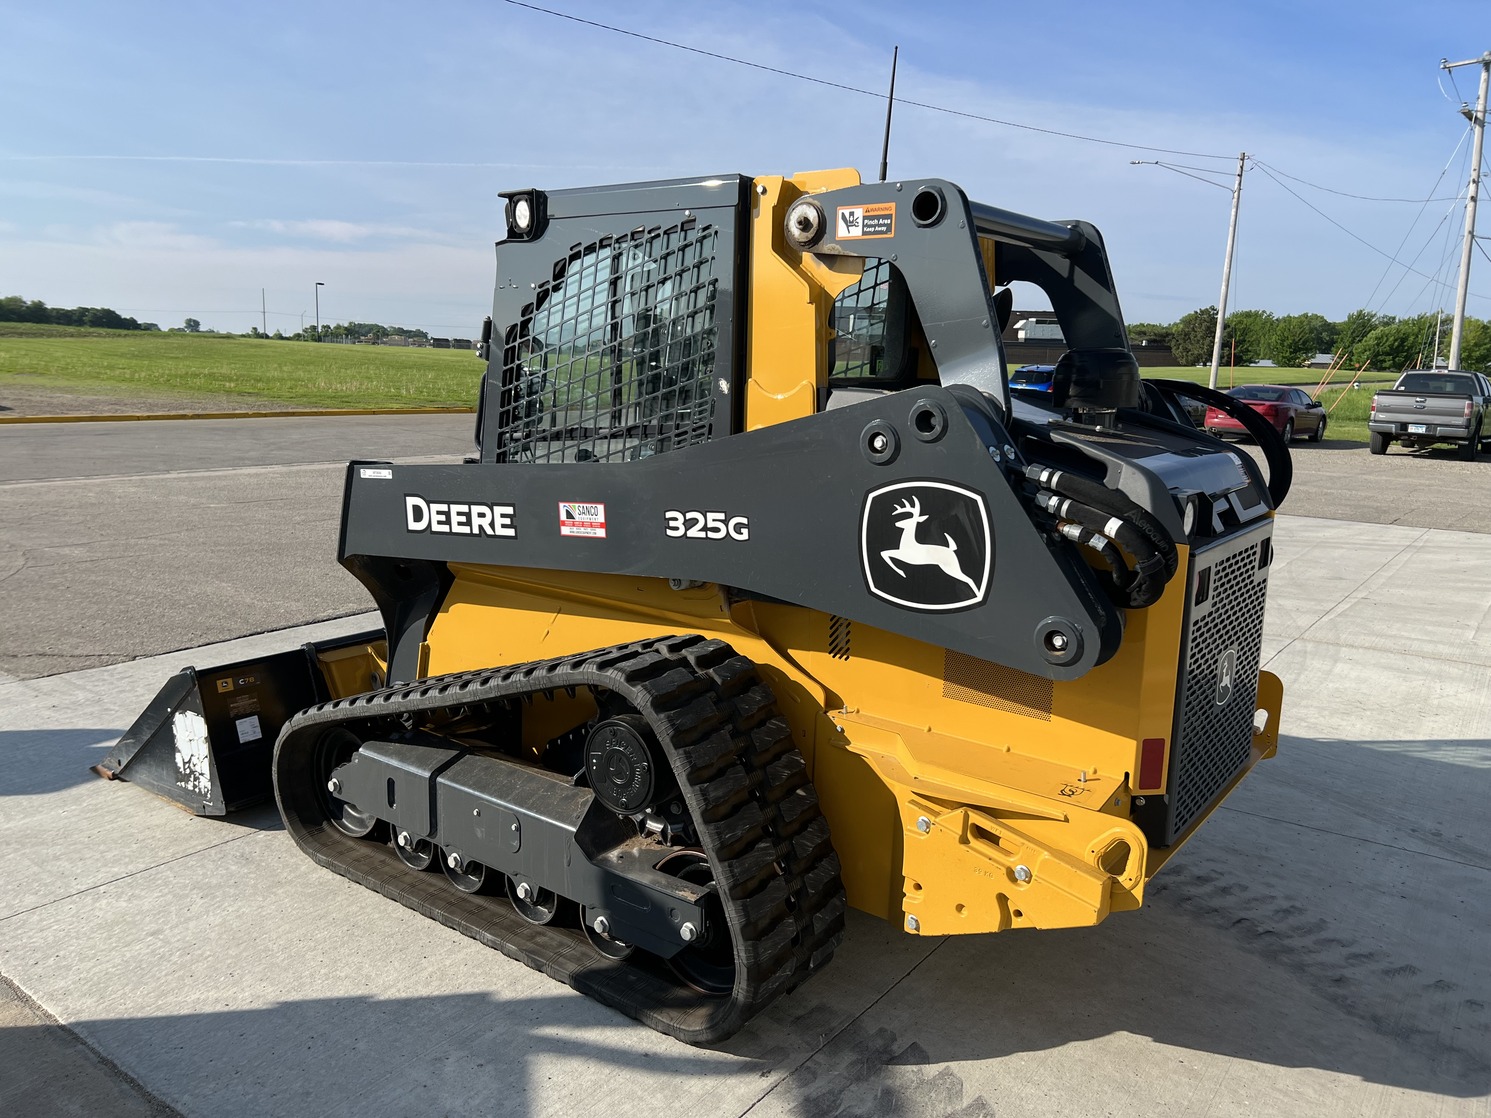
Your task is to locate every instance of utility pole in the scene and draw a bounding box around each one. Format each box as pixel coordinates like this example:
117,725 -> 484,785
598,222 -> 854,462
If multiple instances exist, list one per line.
261,288 -> 267,336
1443,51 -> 1489,371
1208,153 -> 1247,391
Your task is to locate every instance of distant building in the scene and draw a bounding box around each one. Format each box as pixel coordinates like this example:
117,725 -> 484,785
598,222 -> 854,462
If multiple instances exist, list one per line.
1013,317 -> 1064,342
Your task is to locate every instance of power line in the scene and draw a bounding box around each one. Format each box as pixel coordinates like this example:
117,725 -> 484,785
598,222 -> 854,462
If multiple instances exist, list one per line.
1253,160 -> 1490,304
500,0 -> 1234,161
1132,160 -> 1233,189
1248,158 -> 1462,203
1359,132 -> 1474,310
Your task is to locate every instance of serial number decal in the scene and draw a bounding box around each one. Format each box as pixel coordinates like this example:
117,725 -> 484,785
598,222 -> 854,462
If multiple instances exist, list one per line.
664,510 -> 750,541
405,494 -> 515,537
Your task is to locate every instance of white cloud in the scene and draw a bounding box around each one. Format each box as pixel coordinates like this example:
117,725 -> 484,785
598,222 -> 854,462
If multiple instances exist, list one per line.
97,222 -> 220,252
228,218 -> 452,244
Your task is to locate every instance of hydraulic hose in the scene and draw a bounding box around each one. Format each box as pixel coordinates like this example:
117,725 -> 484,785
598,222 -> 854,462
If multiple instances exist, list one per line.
1024,464 -> 1178,581
1030,486 -> 1169,609
1145,379 -> 1293,508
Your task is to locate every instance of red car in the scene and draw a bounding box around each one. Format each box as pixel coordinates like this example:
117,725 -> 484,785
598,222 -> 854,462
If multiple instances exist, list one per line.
1204,384 -> 1327,442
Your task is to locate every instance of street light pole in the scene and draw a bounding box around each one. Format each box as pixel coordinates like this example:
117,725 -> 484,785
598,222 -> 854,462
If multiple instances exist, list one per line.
314,282 -> 325,342
1443,52 -> 1489,371
1207,153 -> 1247,391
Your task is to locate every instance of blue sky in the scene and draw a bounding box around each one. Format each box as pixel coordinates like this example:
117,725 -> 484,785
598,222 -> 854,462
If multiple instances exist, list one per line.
2,0 -> 1488,334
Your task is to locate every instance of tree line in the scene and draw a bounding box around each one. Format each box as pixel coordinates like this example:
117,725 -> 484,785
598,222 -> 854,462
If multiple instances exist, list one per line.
0,295 -> 159,332
1130,307 -> 1491,373
251,321 -> 433,343
3,296 -> 435,343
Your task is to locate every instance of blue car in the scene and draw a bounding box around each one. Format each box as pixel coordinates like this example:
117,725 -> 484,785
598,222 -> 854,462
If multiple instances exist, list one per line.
1009,364 -> 1055,392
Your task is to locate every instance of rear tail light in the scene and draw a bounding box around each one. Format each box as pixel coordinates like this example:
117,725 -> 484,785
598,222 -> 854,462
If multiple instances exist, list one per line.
1466,400 -> 1474,418
1139,737 -> 1167,791
1370,398 -> 1377,415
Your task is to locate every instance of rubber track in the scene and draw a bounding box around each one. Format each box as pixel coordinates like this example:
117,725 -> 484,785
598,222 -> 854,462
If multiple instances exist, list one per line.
273,634 -> 846,1044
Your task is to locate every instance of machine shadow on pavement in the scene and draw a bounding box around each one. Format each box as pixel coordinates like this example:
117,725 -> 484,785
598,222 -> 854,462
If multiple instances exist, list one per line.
13,991 -> 780,1118
0,729 -> 123,796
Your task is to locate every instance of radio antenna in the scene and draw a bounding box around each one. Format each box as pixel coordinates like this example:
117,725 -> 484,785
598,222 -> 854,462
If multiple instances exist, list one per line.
878,46 -> 899,182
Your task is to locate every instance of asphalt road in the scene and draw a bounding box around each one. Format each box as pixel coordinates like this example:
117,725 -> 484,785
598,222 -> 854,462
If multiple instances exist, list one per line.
1236,435 -> 1491,533
0,415 -> 470,679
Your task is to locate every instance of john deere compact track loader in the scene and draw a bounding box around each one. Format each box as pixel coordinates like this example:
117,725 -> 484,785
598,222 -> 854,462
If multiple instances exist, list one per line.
100,168 -> 1287,1043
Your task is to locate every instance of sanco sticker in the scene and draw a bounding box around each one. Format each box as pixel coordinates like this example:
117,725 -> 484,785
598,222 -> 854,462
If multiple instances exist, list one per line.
559,501 -> 607,538
835,202 -> 895,239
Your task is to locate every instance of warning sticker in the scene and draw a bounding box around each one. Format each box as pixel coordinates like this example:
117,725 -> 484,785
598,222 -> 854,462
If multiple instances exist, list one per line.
360,467 -> 393,480
559,501 -> 607,538
235,714 -> 263,744
835,202 -> 895,239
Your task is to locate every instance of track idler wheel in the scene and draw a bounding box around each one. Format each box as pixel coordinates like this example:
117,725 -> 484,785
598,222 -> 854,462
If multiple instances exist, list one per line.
657,849 -> 735,997
318,728 -> 379,839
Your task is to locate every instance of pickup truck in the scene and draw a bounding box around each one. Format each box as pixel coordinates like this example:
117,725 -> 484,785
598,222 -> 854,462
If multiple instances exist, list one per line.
1368,369 -> 1491,460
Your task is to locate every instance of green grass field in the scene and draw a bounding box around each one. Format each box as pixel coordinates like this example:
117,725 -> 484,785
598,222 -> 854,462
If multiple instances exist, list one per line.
0,325 -> 484,410
0,325 -> 1393,440
1140,364 -> 1393,443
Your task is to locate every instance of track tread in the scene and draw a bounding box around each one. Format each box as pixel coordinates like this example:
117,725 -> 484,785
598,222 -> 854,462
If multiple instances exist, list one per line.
273,634 -> 843,1044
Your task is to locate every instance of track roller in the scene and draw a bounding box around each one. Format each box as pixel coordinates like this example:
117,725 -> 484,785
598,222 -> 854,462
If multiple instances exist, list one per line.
393,830 -> 436,871
582,907 -> 634,960
442,851 -> 490,894
507,878 -> 561,924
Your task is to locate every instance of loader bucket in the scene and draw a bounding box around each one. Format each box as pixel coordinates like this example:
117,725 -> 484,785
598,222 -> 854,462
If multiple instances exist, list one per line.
94,630 -> 385,816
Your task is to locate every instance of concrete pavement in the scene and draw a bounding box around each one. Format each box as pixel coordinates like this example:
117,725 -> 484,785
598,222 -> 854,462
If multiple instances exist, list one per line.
2,515 -> 1488,1117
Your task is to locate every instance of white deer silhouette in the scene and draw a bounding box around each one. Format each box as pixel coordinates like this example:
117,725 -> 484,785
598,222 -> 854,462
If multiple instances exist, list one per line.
880,496 -> 980,595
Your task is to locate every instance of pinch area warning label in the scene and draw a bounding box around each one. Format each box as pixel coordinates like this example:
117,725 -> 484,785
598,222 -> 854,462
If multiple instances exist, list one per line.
559,501 -> 607,538
835,202 -> 895,239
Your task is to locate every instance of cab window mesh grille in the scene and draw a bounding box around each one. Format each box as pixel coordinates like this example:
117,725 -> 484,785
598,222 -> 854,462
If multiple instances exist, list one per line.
497,221 -> 719,462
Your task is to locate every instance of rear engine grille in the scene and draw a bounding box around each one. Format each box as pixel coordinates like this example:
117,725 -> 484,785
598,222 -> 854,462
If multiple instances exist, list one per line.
1162,526 -> 1270,844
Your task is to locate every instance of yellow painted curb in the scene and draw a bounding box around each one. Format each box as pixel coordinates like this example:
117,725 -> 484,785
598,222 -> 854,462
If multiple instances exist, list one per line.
0,407 -> 476,424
